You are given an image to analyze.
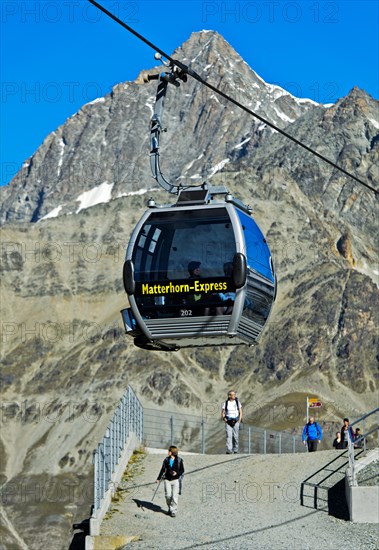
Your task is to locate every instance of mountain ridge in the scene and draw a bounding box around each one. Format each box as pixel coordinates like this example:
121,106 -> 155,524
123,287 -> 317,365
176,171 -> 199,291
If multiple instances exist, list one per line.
0,30 -> 324,225
0,30 -> 378,549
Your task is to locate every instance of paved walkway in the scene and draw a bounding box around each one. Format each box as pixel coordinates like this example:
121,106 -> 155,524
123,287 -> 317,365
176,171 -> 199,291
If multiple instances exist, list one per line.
97,450 -> 378,549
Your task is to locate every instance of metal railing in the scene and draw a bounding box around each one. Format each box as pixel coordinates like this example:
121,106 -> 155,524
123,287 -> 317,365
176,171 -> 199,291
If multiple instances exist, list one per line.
93,386 -> 143,513
90,389 -> 378,531
143,407 -> 306,454
300,408 -> 378,514
347,407 -> 379,485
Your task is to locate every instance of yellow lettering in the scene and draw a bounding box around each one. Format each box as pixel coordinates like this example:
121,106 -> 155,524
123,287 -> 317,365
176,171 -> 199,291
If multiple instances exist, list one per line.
140,280 -> 228,296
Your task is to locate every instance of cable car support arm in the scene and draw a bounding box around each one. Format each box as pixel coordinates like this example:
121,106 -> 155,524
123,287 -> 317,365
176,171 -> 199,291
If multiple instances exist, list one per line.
144,64 -> 187,194
88,0 -> 378,196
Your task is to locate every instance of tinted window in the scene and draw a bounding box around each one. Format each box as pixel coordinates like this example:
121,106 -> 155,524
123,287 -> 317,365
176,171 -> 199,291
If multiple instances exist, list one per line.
133,208 -> 236,280
236,210 -> 274,283
132,208 -> 237,318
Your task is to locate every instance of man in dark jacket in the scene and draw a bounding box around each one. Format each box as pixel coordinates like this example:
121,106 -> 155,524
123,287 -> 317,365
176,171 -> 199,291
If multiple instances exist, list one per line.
302,416 -> 322,452
156,446 -> 184,517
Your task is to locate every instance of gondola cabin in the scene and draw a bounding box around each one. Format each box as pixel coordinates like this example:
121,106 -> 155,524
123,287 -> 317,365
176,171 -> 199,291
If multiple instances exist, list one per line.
121,187 -> 276,351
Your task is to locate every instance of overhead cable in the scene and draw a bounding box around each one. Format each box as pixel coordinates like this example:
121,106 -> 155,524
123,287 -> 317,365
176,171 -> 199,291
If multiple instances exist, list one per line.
88,0 -> 378,196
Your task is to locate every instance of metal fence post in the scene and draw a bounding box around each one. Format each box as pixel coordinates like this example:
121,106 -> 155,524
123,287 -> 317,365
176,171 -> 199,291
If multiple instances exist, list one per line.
132,390 -> 135,437
101,439 -> 106,502
170,416 -> 174,445
105,428 -> 110,491
263,430 -> 267,454
248,427 -> 251,455
93,448 -> 99,513
117,410 -> 120,461
201,419 -> 205,454
123,395 -> 127,444
278,433 -> 282,455
127,389 -> 131,439
111,420 -> 115,473
141,401 -> 144,440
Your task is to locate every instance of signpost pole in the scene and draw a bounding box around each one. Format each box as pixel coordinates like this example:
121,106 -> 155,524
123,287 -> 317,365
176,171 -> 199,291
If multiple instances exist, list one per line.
306,397 -> 309,423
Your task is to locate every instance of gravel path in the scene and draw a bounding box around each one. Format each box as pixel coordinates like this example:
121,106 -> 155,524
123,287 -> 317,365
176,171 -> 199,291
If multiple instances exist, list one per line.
100,449 -> 378,549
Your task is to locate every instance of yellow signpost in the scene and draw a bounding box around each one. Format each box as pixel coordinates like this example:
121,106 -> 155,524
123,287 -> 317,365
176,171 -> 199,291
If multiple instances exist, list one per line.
306,397 -> 322,422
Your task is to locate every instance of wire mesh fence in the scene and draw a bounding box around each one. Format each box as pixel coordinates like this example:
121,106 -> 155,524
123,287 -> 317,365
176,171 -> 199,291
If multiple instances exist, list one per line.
143,407 -> 306,455
91,389 -> 377,521
93,386 -> 143,512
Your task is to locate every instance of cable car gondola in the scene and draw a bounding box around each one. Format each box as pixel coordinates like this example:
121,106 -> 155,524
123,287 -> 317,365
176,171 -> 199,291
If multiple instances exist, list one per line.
120,60 -> 277,351
88,0 -> 377,351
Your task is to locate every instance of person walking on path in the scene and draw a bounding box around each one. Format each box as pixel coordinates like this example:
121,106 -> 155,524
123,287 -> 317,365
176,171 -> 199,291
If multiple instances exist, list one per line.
333,431 -> 342,449
156,446 -> 184,517
302,416 -> 322,452
354,427 -> 364,448
341,417 -> 355,449
221,390 -> 243,454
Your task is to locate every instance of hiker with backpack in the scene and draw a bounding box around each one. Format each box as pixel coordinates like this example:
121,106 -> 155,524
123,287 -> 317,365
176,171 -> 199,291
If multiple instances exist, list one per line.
156,445 -> 184,517
221,390 -> 243,454
302,416 -> 323,452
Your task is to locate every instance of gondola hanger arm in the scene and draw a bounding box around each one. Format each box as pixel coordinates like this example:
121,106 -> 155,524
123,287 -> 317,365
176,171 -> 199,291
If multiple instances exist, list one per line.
88,0 -> 378,196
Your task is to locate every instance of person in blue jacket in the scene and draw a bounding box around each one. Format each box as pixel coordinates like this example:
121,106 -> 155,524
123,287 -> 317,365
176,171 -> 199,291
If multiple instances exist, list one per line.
302,416 -> 322,452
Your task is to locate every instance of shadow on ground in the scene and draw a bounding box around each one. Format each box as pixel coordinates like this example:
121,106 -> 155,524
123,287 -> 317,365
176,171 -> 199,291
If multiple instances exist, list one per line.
68,518 -> 89,550
133,498 -> 168,514
300,450 -> 357,520
327,478 -> 349,520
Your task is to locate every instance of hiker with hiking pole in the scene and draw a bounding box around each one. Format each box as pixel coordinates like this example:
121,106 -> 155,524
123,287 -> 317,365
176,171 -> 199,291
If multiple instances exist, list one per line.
156,445 -> 184,517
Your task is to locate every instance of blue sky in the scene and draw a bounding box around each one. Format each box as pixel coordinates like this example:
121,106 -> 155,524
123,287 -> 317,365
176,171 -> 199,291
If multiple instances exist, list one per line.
1,0 -> 378,186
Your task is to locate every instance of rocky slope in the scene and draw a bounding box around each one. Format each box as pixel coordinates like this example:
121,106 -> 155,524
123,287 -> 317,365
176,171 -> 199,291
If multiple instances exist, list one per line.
0,31 -> 378,549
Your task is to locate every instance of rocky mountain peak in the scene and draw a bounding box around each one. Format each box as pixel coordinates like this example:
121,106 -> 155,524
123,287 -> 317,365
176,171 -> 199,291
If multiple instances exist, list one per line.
1,30 -> 318,225
1,30 -> 378,549
323,86 -> 378,125
181,30 -> 250,72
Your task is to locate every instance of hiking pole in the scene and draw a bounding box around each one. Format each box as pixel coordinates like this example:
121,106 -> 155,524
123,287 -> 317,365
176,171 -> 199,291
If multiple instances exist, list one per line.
152,474 -> 165,502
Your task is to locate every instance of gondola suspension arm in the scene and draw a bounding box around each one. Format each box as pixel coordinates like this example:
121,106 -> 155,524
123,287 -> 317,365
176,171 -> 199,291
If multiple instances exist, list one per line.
144,59 -> 188,194
88,0 -> 378,196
